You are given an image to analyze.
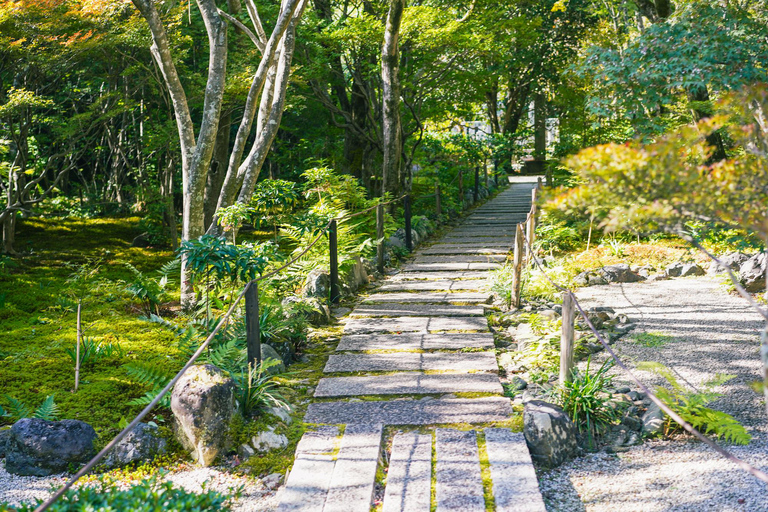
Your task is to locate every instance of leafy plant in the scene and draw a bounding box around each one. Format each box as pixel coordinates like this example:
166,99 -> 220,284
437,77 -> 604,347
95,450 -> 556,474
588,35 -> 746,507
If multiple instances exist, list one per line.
65,337 -> 124,367
638,362 -> 751,444
123,260 -> 178,315
9,475 -> 233,511
488,263 -> 517,309
124,362 -> 175,408
632,331 -> 674,348
1,394 -> 60,421
230,359 -> 287,417
557,358 -> 622,449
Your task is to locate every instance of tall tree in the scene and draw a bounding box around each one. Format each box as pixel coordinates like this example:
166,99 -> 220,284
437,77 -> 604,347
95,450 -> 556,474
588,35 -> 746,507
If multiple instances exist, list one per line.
381,0 -> 405,198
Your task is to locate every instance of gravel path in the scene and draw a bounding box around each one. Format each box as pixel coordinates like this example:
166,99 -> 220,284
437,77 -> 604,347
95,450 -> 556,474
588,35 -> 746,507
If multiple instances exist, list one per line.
539,276 -> 768,511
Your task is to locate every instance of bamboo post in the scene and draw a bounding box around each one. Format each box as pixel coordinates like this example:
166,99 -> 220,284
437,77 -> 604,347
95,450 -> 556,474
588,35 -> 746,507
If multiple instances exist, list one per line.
435,181 -> 442,217
245,281 -> 261,368
458,170 -> 464,205
376,204 -> 385,274
404,195 -> 413,251
74,300 -> 81,392
329,219 -> 339,304
485,161 -> 489,189
538,176 -> 543,189
474,166 -> 479,203
560,292 -> 575,384
526,188 -> 538,262
511,223 -> 525,308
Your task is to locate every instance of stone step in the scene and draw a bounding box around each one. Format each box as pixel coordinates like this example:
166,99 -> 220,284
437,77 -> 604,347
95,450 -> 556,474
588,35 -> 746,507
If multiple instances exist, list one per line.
435,429 -> 485,512
441,236 -> 515,243
376,279 -> 486,291
411,254 -> 507,264
336,333 -> 495,351
351,304 -> 485,317
362,292 -> 491,304
304,397 -> 512,425
484,428 -> 547,512
324,351 -> 498,373
447,229 -> 518,237
401,262 -> 500,272
420,246 -> 509,255
277,426 -> 340,512
390,271 -> 488,280
315,373 -> 503,397
343,316 -> 488,334
382,433 -> 432,512
323,424 -> 383,512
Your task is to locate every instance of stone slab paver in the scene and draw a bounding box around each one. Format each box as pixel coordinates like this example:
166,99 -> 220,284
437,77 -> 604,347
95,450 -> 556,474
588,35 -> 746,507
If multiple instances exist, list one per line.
420,246 -> 509,255
315,373 -> 503,397
382,433 -> 432,512
304,397 -> 512,425
390,271 -> 488,280
435,429 -> 485,512
351,304 -> 485,317
362,292 -> 491,304
277,426 -> 340,512
402,262 -> 500,272
335,333 -> 495,351
484,428 -> 546,512
343,316 -> 488,334
324,352 -> 498,373
323,424 -> 383,512
412,255 -> 506,264
441,236 -> 515,244
376,279 -> 486,291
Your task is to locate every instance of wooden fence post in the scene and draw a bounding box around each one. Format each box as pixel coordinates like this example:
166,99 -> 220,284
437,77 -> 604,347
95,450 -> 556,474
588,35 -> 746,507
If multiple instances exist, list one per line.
329,219 -> 339,304
538,176 -> 543,189
435,181 -> 442,217
474,166 -> 479,203
526,187 -> 538,262
376,204 -> 385,274
245,281 -> 261,368
458,170 -> 464,205
560,292 -> 575,384
404,195 -> 413,251
511,223 -> 525,308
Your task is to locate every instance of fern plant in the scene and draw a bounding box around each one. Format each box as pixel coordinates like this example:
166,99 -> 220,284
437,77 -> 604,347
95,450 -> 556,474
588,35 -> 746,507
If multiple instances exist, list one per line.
230,359 -> 287,417
65,337 -> 124,367
124,362 -> 175,408
638,362 -> 751,445
2,394 -> 60,421
122,260 -> 178,315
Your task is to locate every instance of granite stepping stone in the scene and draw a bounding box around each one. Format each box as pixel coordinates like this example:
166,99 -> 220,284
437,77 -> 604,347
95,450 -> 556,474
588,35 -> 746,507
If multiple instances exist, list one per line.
362,292 -> 491,304
435,429 -> 485,512
304,397 -> 512,425
389,271 -> 488,280
411,255 -> 507,264
277,426 -> 340,512
401,262 -> 500,272
343,316 -> 488,334
382,433 -> 432,512
323,352 -> 498,373
420,246 -> 509,255
323,424 -> 383,512
351,304 -> 485,317
315,373 -> 503,397
335,333 -> 495,351
376,279 -> 486,291
484,428 -> 546,512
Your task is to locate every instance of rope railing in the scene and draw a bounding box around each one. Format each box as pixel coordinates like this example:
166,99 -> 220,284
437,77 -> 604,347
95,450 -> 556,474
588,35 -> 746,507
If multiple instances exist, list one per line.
514,183 -> 768,486
33,176 -> 508,512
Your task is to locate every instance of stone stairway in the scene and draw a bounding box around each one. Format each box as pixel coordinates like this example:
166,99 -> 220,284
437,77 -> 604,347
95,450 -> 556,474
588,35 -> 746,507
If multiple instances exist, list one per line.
276,180 -> 546,512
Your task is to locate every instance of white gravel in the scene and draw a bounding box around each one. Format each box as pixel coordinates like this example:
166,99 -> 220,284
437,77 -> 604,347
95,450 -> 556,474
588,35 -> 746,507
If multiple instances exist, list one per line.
538,277 -> 768,511
0,460 -> 280,511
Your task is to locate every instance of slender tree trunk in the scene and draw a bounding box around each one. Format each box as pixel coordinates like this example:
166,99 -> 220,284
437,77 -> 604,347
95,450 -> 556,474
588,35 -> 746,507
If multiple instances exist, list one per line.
381,0 -> 405,198
687,85 -> 727,162
75,300 -> 82,392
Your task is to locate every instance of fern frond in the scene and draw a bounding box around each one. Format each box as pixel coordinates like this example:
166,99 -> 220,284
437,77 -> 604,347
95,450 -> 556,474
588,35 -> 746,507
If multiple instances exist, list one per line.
125,362 -> 174,388
127,389 -> 171,408
4,395 -> 31,420
33,395 -> 60,421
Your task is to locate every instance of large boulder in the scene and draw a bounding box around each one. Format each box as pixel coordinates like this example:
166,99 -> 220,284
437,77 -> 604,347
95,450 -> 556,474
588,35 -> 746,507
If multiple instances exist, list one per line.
261,344 -> 287,374
740,253 -> 767,292
599,264 -> 644,283
708,252 -> 750,275
303,268 -> 330,299
171,364 -> 236,466
5,419 -> 97,476
103,423 -> 167,469
523,400 -> 578,468
666,262 -> 705,278
0,427 -> 10,458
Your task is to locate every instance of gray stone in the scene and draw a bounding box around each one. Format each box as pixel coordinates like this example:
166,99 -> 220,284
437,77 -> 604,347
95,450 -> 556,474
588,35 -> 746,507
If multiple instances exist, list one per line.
0,427 -> 9,459
262,472 -> 283,490
351,304 -> 485,317
376,279 -> 486,292
103,422 -> 167,469
708,252 -> 750,275
390,271 -> 488,281
5,419 -> 97,476
523,400 -> 578,468
171,364 -> 236,466
413,254 -> 506,264
421,246 -> 509,255
537,309 -> 559,322
324,424 -> 383,512
435,429 -> 484,512
315,373 -> 503,397
484,429 -> 547,512
283,296 -> 331,326
261,344 -> 287,374
305,397 -> 512,425
599,264 -> 644,283
253,427 -> 289,452
362,292 -> 491,304
267,406 -> 293,425
238,443 -> 255,460
382,433 -> 432,512
666,262 -> 705,278
324,352 -> 498,373
344,316 -> 488,334
276,426 -> 340,512
402,262 -> 500,272
336,333 -> 494,351
303,268 -> 330,298
642,401 -> 665,436
740,253 -> 767,292
508,376 -> 528,391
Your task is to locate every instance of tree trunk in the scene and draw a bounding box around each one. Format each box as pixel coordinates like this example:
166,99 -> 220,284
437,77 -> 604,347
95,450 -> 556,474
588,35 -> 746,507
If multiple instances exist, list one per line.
204,111 -> 232,228
502,83 -> 530,136
381,0 -> 405,198
687,85 -> 728,162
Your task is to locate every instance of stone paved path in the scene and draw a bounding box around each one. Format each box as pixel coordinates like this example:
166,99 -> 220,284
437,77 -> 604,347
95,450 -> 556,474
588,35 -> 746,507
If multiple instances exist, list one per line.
276,179 -> 546,512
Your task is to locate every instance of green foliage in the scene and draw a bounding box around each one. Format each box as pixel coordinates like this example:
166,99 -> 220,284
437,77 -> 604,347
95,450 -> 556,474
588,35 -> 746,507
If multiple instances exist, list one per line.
65,336 -> 124,367
9,476 -> 233,512
488,263 -> 517,309
632,331 -> 674,348
1,394 -> 60,421
124,362 -> 175,408
557,358 -> 622,448
122,260 -> 179,315
231,359 -> 288,417
638,362 -> 751,444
